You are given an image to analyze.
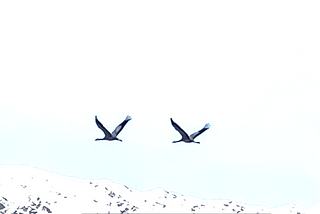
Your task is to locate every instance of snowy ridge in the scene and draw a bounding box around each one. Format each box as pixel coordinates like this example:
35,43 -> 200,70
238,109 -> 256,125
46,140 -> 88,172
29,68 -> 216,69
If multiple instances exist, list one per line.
0,165 -> 318,214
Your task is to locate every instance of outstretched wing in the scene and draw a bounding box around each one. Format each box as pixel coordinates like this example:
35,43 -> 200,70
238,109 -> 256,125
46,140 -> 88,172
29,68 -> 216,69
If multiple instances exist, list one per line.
95,116 -> 112,138
190,123 -> 210,140
112,115 -> 132,137
170,118 -> 189,140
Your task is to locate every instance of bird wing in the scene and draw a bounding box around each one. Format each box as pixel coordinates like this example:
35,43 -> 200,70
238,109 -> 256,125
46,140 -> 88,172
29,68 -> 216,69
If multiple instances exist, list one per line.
170,118 -> 189,140
112,115 -> 132,137
190,123 -> 210,140
95,116 -> 112,138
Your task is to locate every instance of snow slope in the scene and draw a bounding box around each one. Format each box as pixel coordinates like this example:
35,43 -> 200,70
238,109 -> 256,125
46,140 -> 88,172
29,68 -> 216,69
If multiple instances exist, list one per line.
0,165 -> 318,214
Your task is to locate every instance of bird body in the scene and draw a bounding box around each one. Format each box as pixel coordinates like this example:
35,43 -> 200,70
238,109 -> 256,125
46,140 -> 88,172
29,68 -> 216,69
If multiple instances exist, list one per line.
95,115 -> 131,142
170,118 -> 210,144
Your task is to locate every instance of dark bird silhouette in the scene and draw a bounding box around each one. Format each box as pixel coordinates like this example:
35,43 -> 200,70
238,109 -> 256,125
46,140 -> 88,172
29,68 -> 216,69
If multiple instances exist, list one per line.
170,118 -> 210,144
95,115 -> 131,142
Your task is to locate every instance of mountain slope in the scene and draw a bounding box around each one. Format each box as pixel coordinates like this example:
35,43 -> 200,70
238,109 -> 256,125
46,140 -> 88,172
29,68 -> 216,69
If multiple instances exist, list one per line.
0,165 -> 317,214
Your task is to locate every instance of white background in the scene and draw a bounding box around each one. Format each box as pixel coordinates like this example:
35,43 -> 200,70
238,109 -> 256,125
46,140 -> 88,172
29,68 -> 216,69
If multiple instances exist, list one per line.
1,1 -> 320,207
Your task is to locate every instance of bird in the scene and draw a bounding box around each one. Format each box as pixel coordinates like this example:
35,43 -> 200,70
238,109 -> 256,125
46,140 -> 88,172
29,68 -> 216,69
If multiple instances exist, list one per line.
95,115 -> 132,142
170,118 -> 210,144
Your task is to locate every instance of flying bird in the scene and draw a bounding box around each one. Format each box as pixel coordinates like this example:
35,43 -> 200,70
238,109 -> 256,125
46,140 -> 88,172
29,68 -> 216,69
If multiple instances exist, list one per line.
95,115 -> 132,142
170,118 -> 210,144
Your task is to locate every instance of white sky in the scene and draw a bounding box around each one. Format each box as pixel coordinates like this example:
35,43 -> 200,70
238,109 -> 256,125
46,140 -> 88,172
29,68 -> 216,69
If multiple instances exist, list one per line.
1,0 -> 320,208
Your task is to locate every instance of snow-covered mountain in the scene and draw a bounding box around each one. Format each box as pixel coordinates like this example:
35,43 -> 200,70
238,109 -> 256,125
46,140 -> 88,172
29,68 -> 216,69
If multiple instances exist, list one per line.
0,165 -> 318,214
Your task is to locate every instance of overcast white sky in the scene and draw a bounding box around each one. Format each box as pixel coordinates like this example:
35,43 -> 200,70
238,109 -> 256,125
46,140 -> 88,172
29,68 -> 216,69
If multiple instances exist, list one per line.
1,1 -> 320,208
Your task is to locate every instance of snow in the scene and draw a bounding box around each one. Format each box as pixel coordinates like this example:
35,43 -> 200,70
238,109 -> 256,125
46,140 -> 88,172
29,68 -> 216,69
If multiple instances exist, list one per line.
0,164 -> 318,214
